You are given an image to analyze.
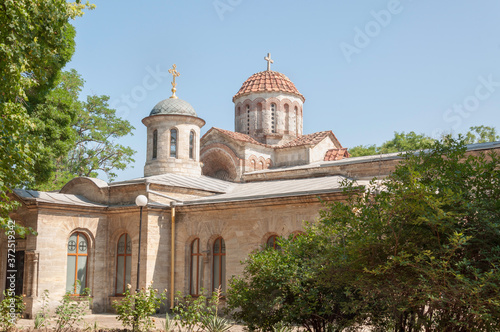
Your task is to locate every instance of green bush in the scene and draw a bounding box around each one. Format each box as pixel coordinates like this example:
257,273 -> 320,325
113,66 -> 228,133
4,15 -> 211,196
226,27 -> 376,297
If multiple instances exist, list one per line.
0,291 -> 25,331
173,286 -> 232,332
113,283 -> 167,332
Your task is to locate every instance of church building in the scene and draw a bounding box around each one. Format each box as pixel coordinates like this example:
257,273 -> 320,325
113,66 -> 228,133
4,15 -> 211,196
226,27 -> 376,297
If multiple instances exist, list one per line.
2,55 -> 498,316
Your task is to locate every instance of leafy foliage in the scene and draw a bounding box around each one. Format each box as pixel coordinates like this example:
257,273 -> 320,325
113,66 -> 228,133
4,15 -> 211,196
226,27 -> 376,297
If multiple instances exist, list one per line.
229,137 -> 500,331
0,0 -> 93,230
318,137 -> 500,331
30,70 -> 135,191
464,125 -> 500,144
348,126 -> 498,157
113,283 -> 167,332
54,285 -> 92,332
173,287 -> 232,332
226,236 -> 360,332
0,291 -> 25,331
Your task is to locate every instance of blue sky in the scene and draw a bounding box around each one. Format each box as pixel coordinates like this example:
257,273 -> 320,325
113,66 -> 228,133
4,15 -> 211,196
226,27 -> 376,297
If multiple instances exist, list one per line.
66,0 -> 500,182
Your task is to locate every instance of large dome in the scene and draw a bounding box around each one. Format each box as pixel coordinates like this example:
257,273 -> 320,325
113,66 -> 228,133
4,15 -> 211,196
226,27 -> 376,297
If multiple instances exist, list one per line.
149,98 -> 197,117
233,70 -> 305,102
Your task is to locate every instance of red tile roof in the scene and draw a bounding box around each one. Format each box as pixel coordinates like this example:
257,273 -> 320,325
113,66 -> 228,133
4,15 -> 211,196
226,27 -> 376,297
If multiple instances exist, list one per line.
203,128 -> 345,151
324,148 -> 350,161
233,71 -> 305,102
204,128 -> 267,146
278,131 -> 333,148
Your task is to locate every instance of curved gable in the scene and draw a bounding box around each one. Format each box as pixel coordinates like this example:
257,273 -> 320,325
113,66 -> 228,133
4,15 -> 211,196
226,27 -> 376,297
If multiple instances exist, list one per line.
60,177 -> 109,204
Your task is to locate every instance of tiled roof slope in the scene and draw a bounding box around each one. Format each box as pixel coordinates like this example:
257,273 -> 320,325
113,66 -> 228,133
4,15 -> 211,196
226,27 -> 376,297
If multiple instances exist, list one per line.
203,128 -> 344,150
202,128 -> 268,146
277,131 -> 342,149
324,148 -> 350,161
233,71 -> 305,102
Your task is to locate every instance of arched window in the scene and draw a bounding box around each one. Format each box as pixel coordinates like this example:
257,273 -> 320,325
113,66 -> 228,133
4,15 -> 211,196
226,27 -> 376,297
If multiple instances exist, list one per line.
267,235 -> 281,250
271,103 -> 276,133
250,159 -> 256,171
66,232 -> 88,295
152,130 -> 158,159
190,238 -> 202,296
115,233 -> 132,295
246,105 -> 250,134
189,131 -> 195,160
170,128 -> 177,158
213,237 -> 226,291
293,232 -> 306,241
257,103 -> 263,130
294,106 -> 299,136
284,104 -> 290,133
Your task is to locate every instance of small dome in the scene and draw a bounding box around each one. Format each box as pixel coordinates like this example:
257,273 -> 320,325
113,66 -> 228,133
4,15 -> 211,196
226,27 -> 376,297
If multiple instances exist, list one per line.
150,98 -> 197,117
233,70 -> 305,102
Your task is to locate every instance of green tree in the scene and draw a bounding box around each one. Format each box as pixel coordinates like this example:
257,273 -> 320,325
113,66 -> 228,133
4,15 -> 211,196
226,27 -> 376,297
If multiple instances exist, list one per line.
349,131 -> 435,157
464,125 -> 500,144
317,137 -> 500,331
31,70 -> 136,191
349,126 -> 499,157
226,235 -> 360,332
0,0 -> 93,231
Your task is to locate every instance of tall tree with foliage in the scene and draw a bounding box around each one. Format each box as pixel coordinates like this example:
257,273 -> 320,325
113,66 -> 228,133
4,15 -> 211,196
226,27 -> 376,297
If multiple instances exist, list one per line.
464,125 -> 500,144
318,137 -> 500,331
349,126 -> 498,157
31,70 -> 136,191
0,0 -> 94,231
228,138 -> 500,331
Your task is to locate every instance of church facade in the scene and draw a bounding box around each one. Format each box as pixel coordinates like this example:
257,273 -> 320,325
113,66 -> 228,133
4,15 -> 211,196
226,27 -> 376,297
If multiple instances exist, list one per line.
2,56 -> 498,317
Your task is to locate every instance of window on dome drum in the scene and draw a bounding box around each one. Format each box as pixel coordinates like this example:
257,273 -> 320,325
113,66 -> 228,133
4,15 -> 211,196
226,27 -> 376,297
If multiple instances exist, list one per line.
213,237 -> 226,291
271,103 -> 276,133
190,238 -> 202,296
294,106 -> 299,135
246,105 -> 250,134
66,232 -> 88,295
115,233 -> 132,295
189,131 -> 195,159
152,130 -> 158,159
170,129 -> 177,158
267,235 -> 281,250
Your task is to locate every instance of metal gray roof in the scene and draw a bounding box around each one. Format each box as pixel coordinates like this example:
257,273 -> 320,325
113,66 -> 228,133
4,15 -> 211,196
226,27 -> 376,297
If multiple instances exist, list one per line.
112,173 -> 235,194
185,175 -> 358,205
150,98 -> 197,117
13,189 -> 107,208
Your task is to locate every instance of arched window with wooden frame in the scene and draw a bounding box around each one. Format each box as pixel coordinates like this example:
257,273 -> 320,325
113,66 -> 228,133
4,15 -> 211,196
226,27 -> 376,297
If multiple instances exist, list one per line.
212,237 -> 226,291
115,233 -> 132,295
152,129 -> 158,159
189,130 -> 195,160
266,235 -> 281,250
170,128 -> 177,158
190,238 -> 202,296
66,232 -> 89,295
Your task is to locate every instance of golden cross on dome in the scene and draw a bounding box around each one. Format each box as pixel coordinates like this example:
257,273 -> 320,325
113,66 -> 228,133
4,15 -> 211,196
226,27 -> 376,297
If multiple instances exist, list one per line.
168,64 -> 180,99
264,53 -> 273,71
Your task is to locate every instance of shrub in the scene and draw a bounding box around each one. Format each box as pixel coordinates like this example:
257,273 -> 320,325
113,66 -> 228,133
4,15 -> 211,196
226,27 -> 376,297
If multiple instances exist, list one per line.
0,291 -> 25,331
113,283 -> 167,332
